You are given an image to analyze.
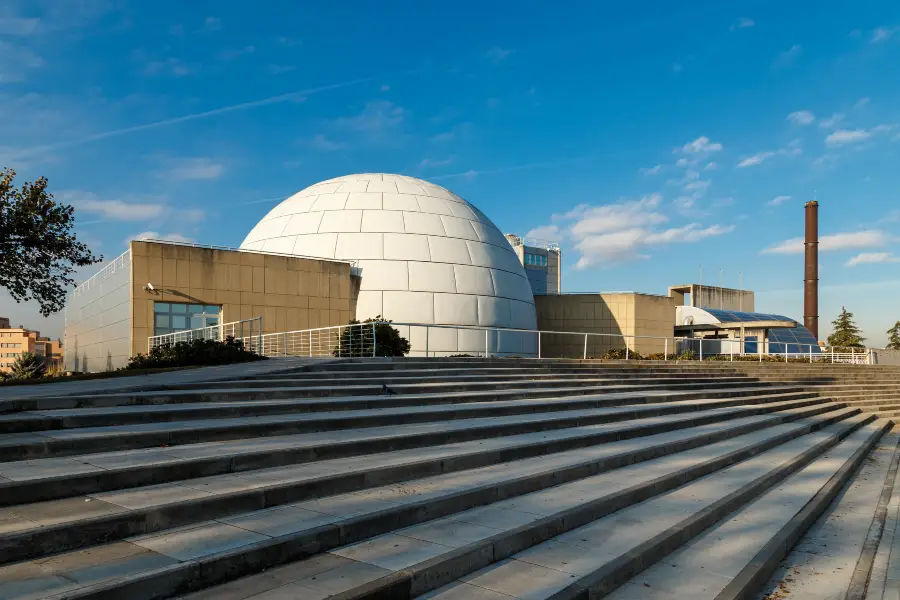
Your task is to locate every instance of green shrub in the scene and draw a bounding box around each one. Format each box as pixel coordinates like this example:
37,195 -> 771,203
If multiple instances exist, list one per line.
677,349 -> 696,360
600,348 -> 644,360
647,353 -> 678,361
7,352 -> 47,380
334,316 -> 411,357
126,336 -> 264,370
449,354 -> 475,358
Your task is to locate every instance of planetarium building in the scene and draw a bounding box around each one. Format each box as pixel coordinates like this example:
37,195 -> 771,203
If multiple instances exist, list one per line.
64,174 -> 538,369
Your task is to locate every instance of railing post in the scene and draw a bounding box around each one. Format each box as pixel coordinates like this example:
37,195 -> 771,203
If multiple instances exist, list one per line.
349,327 -> 353,358
538,331 -> 542,359
485,329 -> 489,358
583,333 -> 588,360
664,338 -> 668,360
249,319 -> 253,354
283,333 -> 287,357
308,330 -> 312,357
338,327 -> 342,358
625,337 -> 629,361
372,322 -> 376,358
699,338 -> 703,361
425,326 -> 429,358
809,344 -> 812,363
730,340 -> 733,361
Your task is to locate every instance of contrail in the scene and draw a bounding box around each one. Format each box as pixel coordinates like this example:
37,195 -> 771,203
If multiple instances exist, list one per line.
16,76 -> 373,157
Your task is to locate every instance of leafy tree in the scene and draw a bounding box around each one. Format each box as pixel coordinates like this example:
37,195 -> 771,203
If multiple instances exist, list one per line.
0,168 -> 102,316
887,321 -> 900,350
334,316 -> 411,357
827,306 -> 866,348
8,352 -> 47,380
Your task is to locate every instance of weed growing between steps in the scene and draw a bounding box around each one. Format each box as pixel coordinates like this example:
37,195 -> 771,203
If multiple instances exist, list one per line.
125,336 -> 265,370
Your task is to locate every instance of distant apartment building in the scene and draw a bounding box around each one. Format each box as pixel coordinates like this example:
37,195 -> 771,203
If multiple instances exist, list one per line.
0,318 -> 64,373
504,234 -> 562,295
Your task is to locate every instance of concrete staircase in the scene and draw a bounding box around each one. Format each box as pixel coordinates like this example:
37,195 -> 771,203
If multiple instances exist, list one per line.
0,358 -> 898,600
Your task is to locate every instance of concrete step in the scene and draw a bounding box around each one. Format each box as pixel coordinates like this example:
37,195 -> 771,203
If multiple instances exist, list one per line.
0,392 -> 829,505
175,373 -> 762,390
0,397 -> 839,564
169,412 -> 878,600
754,428 -> 900,600
0,386 -> 815,461
0,403 -> 859,600
0,380 -> 772,434
0,380 -> 799,434
413,417 -> 886,600
0,378 -> 784,414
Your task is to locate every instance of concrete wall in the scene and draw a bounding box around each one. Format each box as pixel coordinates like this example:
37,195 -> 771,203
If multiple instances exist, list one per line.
669,284 -> 754,312
534,293 -> 675,357
64,251 -> 132,372
130,241 -> 354,357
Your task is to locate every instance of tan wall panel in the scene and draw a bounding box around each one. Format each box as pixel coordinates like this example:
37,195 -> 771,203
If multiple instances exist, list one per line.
127,241 -> 352,357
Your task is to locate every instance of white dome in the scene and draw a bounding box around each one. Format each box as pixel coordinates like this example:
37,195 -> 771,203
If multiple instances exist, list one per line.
240,173 -> 537,354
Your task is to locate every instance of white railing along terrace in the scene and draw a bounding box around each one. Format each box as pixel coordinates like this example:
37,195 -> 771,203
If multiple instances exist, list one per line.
249,321 -> 875,365
145,318 -> 876,364
148,317 -> 263,353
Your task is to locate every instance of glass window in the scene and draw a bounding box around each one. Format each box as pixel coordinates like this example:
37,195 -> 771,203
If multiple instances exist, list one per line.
153,302 -> 223,336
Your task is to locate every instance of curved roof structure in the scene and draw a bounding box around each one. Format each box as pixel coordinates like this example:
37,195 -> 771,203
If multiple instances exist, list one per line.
240,174 -> 537,351
678,306 -> 820,353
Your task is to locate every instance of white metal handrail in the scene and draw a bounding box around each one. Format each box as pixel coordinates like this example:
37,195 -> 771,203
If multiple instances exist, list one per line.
249,321 -> 875,364
147,317 -> 263,353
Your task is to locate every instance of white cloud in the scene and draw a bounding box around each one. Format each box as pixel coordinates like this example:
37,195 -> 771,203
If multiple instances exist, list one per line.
684,180 -> 711,192
680,136 -> 723,154
217,46 -> 255,61
640,165 -> 662,175
846,252 -> 900,266
549,193 -> 733,268
380,84 -> 390,92
418,157 -> 453,169
768,195 -> 792,206
762,230 -> 892,254
485,47 -> 513,65
672,62 -> 683,74
61,191 -> 204,223
675,158 -> 689,167
164,157 -> 224,181
787,110 -> 815,125
199,16 -> 222,33
267,64 -> 296,74
144,58 -> 195,77
524,225 -> 562,241
826,129 -> 871,146
568,194 -> 667,237
819,113 -> 845,129
774,44 -> 802,67
334,100 -> 404,139
0,41 -> 45,82
705,162 -> 717,170
730,17 -> 755,31
737,140 -> 801,168
308,133 -> 345,151
738,151 -> 775,168
855,97 -> 870,108
871,26 -> 899,43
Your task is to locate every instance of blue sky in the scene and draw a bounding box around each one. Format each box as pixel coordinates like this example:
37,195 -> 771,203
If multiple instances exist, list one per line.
1,0 -> 899,345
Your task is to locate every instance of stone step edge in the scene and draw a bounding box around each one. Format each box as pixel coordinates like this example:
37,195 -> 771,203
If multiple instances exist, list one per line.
0,399 -> 847,565
0,386 -> 814,463
42,405 -> 863,600
0,379 -> 782,434
712,420 -> 892,600
0,392 -> 827,506
827,423 -> 900,600
0,378 -> 787,414
533,416 -> 888,600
